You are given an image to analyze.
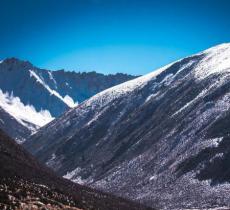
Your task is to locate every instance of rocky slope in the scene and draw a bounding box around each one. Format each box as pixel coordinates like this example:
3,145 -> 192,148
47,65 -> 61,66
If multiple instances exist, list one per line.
0,58 -> 136,140
24,43 -> 230,209
0,107 -> 31,143
0,129 -> 153,210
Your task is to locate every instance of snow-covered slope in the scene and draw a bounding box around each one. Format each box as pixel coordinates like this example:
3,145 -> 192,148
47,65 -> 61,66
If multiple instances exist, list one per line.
0,58 -> 136,140
0,89 -> 53,129
25,43 -> 230,209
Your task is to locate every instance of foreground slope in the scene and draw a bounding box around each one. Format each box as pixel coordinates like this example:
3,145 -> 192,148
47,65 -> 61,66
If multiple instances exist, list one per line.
0,129 -> 152,210
25,43 -> 230,209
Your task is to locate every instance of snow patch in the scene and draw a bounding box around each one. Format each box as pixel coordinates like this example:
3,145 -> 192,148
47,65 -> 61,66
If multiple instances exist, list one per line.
63,167 -> 85,184
145,93 -> 159,103
30,70 -> 77,107
63,95 -> 78,108
149,175 -> 157,181
63,167 -> 81,179
0,89 -> 54,129
63,167 -> 92,184
0,118 -> 4,124
191,137 -> 224,156
210,137 -> 223,147
210,153 -> 224,163
48,71 -> 57,88
172,89 -> 208,116
194,43 -> 230,79
46,153 -> 56,167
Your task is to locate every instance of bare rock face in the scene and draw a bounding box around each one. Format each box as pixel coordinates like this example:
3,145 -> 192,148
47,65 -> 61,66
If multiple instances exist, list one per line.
25,43 -> 230,209
0,129 -> 153,210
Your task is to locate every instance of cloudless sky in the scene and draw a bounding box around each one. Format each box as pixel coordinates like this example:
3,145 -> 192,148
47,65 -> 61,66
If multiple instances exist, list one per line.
0,0 -> 230,75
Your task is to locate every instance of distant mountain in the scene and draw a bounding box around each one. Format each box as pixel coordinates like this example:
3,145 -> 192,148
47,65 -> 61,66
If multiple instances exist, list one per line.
0,129 -> 153,210
0,58 -> 136,141
25,43 -> 230,209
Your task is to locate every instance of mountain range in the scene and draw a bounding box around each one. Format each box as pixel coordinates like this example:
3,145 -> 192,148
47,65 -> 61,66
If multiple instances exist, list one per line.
0,58 -> 136,142
24,43 -> 230,209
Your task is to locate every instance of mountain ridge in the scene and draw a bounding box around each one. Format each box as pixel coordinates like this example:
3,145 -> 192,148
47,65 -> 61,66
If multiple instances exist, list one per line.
24,43 -> 230,209
0,57 -> 137,141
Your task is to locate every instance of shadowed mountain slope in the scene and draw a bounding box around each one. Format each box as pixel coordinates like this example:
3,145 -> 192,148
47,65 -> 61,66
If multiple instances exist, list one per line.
0,129 -> 153,210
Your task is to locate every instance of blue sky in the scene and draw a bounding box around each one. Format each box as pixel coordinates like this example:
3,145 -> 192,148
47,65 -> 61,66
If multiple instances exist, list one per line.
0,0 -> 230,75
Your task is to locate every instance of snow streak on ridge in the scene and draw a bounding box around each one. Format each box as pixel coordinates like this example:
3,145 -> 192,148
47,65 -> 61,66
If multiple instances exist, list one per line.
29,70 -> 78,108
